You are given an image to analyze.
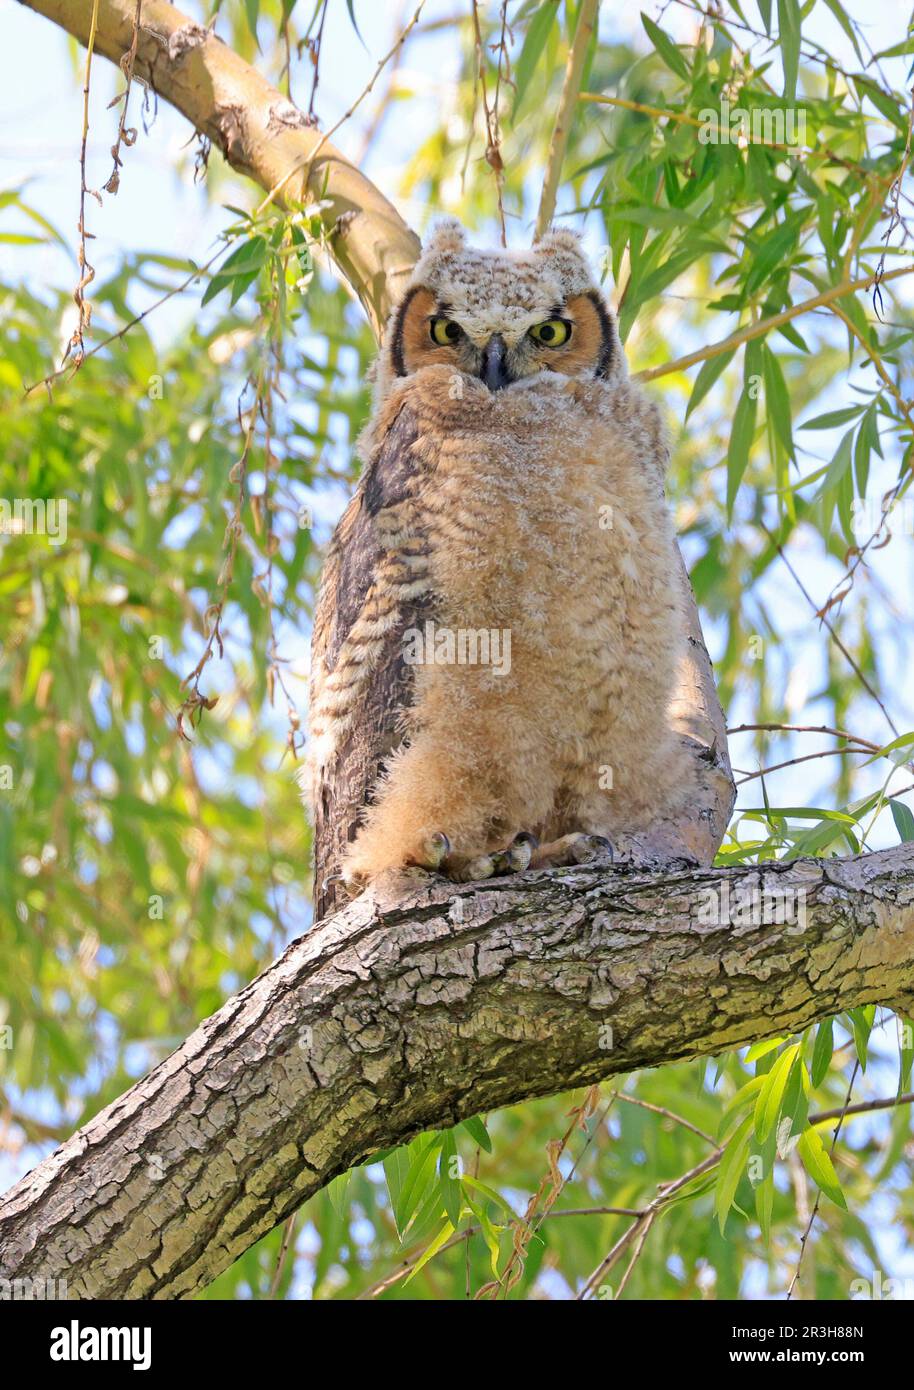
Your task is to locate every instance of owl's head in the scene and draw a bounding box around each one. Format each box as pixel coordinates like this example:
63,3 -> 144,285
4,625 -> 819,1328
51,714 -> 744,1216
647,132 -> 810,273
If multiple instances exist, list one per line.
377,220 -> 624,400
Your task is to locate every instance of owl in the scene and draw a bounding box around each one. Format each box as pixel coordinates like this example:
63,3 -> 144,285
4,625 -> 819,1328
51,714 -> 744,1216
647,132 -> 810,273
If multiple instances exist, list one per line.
307,220 -> 695,920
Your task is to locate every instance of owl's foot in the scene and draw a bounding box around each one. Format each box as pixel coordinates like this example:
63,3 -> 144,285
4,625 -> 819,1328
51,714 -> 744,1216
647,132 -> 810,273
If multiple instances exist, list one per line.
336,832 -> 451,901
409,831 -> 452,871
445,831 -> 538,883
530,832 -> 614,869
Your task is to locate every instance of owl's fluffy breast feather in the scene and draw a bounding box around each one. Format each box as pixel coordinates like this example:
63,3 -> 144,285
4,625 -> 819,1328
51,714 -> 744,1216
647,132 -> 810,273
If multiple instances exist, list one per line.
352,363 -> 681,736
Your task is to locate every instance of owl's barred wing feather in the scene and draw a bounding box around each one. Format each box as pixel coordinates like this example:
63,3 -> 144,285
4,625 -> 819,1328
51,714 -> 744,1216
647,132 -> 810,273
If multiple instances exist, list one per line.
309,403 -> 434,920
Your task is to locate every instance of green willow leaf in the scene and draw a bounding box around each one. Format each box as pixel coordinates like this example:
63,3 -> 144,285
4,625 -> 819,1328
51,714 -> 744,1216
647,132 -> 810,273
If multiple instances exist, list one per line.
686,348 -> 736,419
891,800 -> 914,843
716,1113 -> 754,1234
726,387 -> 758,519
777,0 -> 801,101
641,13 -> 691,82
811,1018 -> 835,1088
798,1127 -> 847,1209
513,1 -> 559,115
763,343 -> 795,459
754,1042 -> 800,1143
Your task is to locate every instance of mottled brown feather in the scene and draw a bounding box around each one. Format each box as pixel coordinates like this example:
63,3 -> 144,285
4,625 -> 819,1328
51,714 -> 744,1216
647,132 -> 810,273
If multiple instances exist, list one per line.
310,404 -> 436,919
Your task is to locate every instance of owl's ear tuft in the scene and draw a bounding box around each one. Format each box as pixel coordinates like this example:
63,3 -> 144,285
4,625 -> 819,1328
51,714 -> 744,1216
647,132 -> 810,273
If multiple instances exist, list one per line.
421,217 -> 467,257
534,227 -> 594,291
535,227 -> 585,256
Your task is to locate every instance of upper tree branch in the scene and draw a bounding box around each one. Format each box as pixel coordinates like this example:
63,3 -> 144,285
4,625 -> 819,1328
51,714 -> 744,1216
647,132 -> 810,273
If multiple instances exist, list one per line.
19,0 -> 420,335
1,846 -> 913,1298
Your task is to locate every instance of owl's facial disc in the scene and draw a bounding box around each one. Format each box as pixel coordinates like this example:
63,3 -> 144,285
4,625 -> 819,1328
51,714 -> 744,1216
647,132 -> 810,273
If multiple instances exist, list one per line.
391,286 -> 613,387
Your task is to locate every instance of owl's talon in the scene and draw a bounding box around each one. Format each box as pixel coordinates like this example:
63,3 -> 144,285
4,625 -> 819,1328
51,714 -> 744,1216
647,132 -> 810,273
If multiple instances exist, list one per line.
449,853 -> 496,883
529,832 -> 615,869
491,831 -> 539,874
571,834 -> 614,865
338,869 -> 367,899
410,831 -> 451,871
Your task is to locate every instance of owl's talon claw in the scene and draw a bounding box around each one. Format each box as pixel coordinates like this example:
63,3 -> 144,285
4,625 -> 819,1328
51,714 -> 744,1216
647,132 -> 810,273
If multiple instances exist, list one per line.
448,853 -> 496,883
492,831 -> 538,874
422,831 -> 451,869
571,834 -> 614,865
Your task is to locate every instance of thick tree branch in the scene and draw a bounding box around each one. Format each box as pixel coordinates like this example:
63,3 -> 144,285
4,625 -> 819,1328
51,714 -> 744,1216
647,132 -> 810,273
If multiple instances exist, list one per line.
1,845 -> 913,1298
18,0 -> 420,334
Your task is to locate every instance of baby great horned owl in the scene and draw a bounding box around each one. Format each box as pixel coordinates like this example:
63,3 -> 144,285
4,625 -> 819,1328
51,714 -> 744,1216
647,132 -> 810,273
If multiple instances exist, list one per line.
308,220 -> 694,920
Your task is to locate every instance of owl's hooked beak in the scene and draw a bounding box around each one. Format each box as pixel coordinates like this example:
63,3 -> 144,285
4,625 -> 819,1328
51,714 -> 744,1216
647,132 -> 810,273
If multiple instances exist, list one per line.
480,333 -> 512,391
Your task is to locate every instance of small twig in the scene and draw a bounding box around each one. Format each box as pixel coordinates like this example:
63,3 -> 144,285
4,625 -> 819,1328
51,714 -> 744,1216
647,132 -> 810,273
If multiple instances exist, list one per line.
65,0 -> 102,371
609,1090 -> 716,1145
786,1061 -> 860,1300
736,747 -> 877,786
873,87 -> 914,319
727,723 -> 881,752
22,245 -> 229,398
810,1090 -> 914,1127
535,0 -> 599,240
305,0 -> 329,123
613,1210 -> 655,1299
103,0 -> 143,195
761,523 -> 902,742
633,264 -> 914,384
577,1149 -> 721,1299
470,0 -> 508,246
269,1213 -> 298,1298
353,0 -> 409,164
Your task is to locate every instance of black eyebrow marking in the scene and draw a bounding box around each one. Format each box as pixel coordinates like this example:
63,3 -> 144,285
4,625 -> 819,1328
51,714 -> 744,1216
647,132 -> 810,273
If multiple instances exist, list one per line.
390,285 -> 423,378
586,289 -> 616,377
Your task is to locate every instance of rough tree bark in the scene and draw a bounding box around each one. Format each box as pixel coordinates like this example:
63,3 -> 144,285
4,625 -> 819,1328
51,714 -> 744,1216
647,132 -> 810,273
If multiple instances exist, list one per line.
1,847 -> 913,1297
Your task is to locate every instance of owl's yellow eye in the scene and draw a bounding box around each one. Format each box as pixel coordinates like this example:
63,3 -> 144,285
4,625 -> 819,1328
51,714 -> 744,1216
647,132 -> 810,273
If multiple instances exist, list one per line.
430,316 -> 463,346
530,318 -> 571,346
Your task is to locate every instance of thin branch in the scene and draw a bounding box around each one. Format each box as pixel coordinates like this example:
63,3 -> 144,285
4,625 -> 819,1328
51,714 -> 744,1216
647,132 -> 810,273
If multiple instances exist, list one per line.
269,1212 -> 298,1298
577,1149 -> 722,1299
762,523 -> 902,742
810,1090 -> 914,1127
736,748 -> 877,786
534,0 -> 599,240
470,0 -> 507,246
22,244 -> 229,397
727,723 -> 881,752
103,0 -> 142,195
65,0 -> 102,371
633,264 -> 914,385
609,1090 -> 716,1145
613,1210 -> 655,1299
786,1062 -> 860,1299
